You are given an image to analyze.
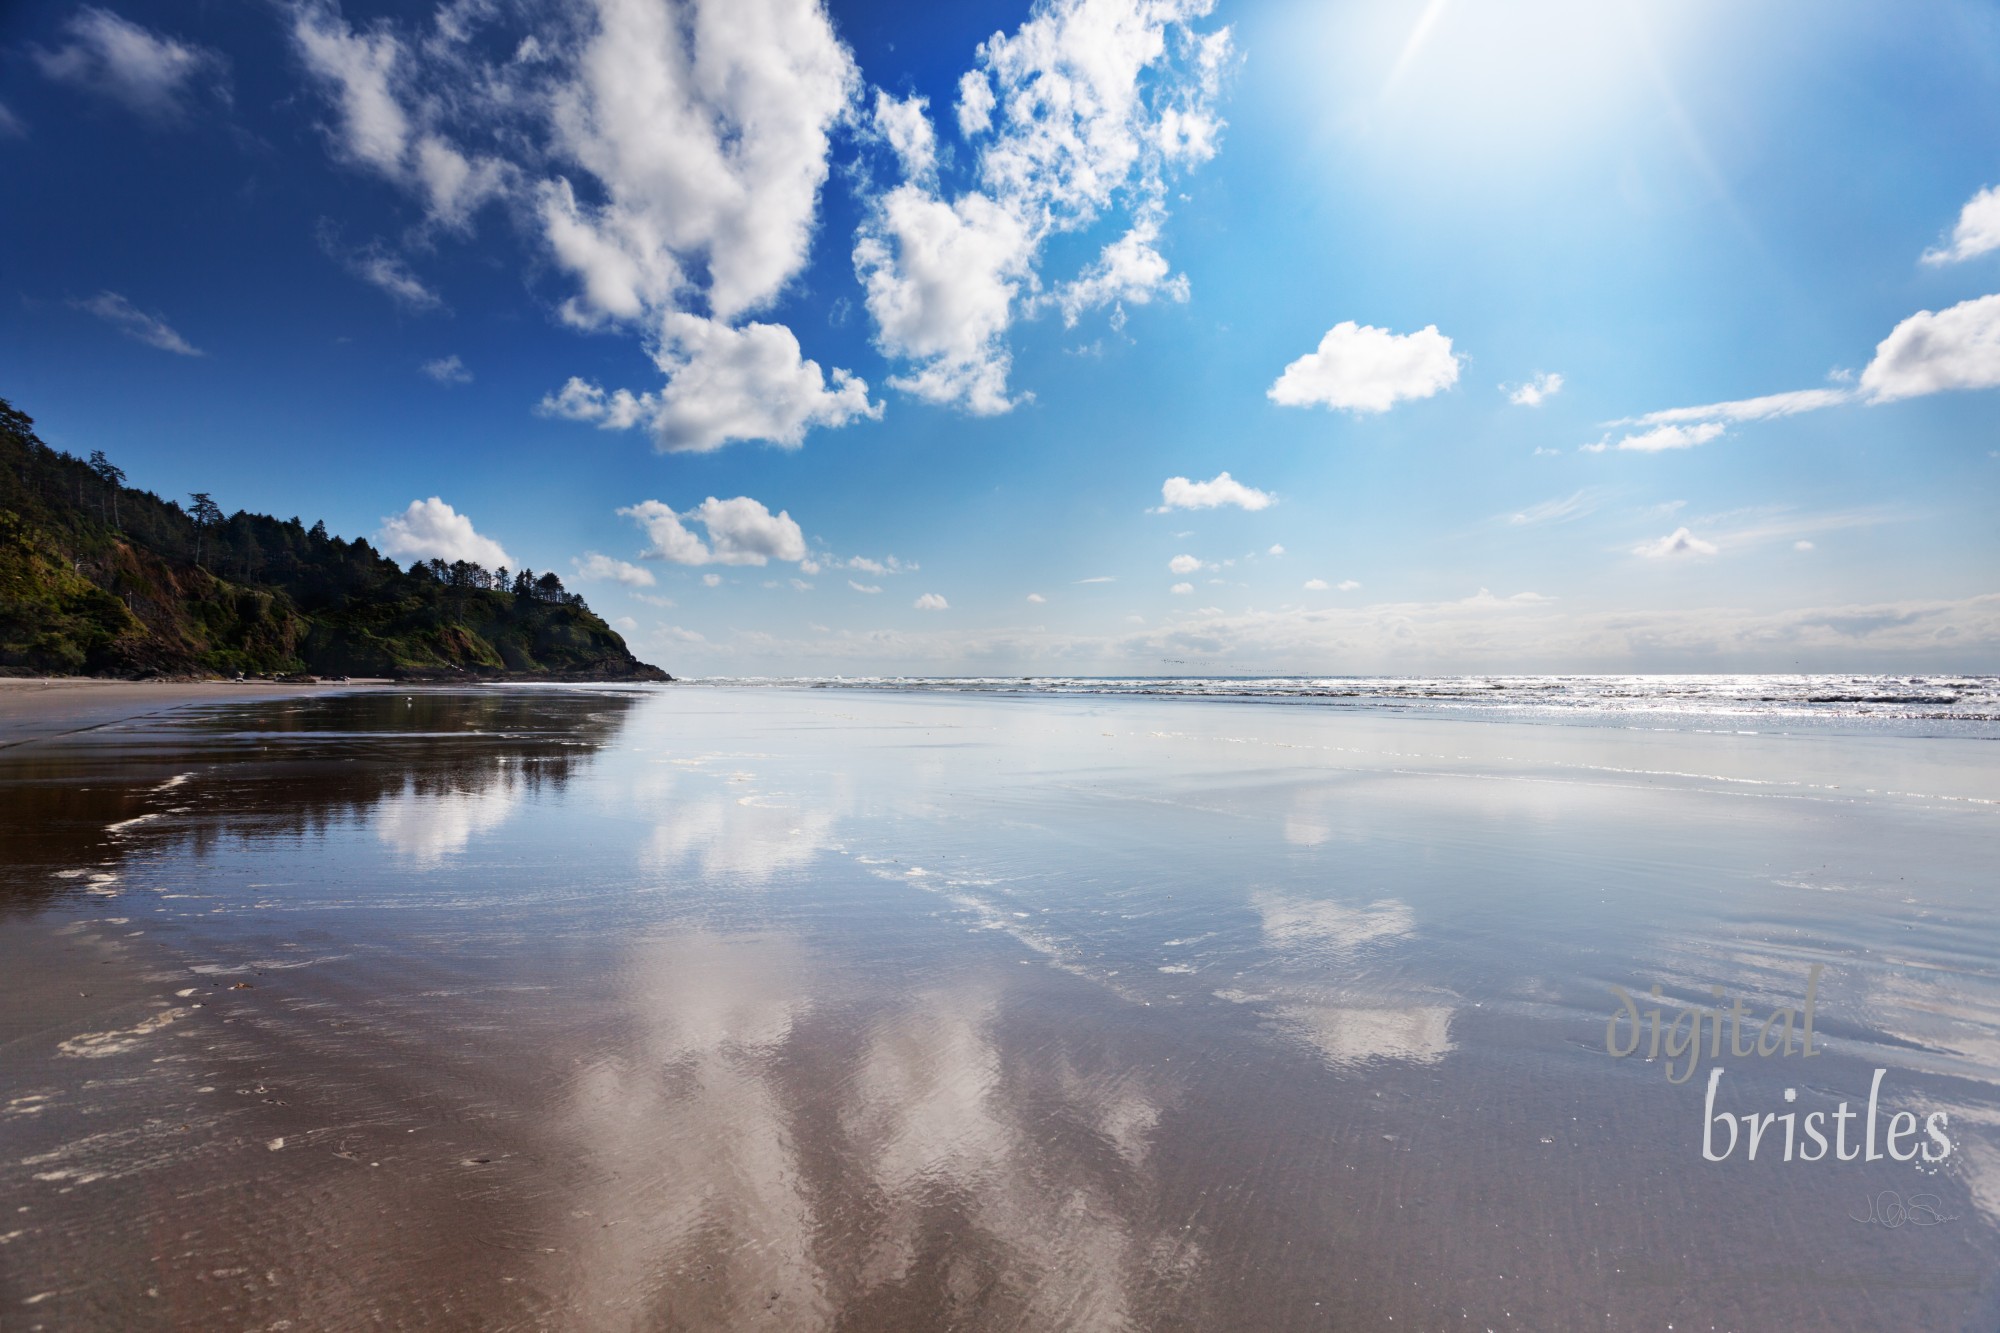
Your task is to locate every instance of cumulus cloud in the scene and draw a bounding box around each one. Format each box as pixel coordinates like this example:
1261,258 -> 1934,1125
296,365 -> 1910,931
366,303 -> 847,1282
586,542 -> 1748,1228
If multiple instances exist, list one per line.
573,552 -> 656,586
1157,470 -> 1273,511
1168,553 -> 1204,574
289,0 -> 873,451
1337,579 -> 1360,591
872,90 -> 936,180
849,580 -> 882,594
618,495 -> 808,566
539,0 -> 859,325
914,592 -> 949,611
1302,578 -> 1329,591
1859,293 -> 2000,403
1170,582 -> 1193,594
1632,526 -> 1716,559
421,354 -> 471,384
854,0 -> 1231,413
1268,321 -> 1460,413
73,291 -> 204,356
1795,540 -> 1815,552
1267,544 -> 1284,556
35,7 -> 227,121
1026,592 -> 1046,603
1055,209 -> 1189,327
377,497 -> 514,567
1922,185 -> 2000,266
1505,371 -> 1563,406
539,315 -> 879,452
702,573 -> 722,587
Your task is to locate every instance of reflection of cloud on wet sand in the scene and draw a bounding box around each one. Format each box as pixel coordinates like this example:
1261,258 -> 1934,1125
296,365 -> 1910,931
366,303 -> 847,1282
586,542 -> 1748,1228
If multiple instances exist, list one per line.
1269,1003 -> 1455,1070
375,778 -> 521,867
636,770 -> 839,888
548,932 -> 1197,1329
842,990 -> 1192,1328
552,930 -> 831,1328
1252,892 -> 1413,955
1238,893 -> 1455,1069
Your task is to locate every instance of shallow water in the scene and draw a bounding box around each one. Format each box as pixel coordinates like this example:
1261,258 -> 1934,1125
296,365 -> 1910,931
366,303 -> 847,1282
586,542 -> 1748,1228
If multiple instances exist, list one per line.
1,685 -> 1996,1329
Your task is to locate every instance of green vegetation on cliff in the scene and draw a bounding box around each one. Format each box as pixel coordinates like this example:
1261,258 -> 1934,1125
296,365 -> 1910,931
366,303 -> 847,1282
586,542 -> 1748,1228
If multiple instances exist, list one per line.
0,397 -> 668,680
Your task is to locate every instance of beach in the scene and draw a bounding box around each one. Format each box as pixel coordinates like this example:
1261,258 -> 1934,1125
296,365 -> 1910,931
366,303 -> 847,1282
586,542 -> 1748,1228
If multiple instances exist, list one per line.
1,682 -> 1996,1329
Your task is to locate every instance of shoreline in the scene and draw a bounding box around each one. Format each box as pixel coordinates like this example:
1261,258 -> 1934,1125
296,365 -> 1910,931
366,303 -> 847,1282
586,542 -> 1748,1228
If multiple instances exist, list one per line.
0,677 -> 661,749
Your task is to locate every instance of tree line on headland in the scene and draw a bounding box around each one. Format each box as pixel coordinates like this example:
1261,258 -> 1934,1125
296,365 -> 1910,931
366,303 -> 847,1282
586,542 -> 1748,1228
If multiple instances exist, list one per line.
0,396 -> 668,681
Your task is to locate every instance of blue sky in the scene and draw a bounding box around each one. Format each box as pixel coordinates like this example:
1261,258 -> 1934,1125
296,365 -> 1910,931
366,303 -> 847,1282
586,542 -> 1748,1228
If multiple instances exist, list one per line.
3,0 -> 1997,675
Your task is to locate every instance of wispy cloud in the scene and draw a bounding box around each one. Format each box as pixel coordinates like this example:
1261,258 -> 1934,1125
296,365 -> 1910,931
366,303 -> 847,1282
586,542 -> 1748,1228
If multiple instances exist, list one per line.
421,354 -> 471,384
34,8 -> 228,121
73,291 -> 204,356
1506,489 -> 1599,525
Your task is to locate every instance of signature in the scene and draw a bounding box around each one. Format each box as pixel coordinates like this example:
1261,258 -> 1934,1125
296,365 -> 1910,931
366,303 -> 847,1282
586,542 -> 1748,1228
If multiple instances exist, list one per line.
1850,1190 -> 1957,1228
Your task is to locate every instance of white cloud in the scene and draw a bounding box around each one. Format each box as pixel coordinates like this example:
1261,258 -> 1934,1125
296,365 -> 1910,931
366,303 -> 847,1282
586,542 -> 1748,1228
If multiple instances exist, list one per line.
1505,371 -> 1563,407
1921,185 -> 2000,266
0,102 -> 25,138
540,0 -> 859,324
855,186 -> 1031,415
1268,321 -> 1460,413
914,592 -> 949,611
1632,526 -> 1717,559
849,580 -> 882,594
1859,293 -> 2000,403
1157,470 -> 1273,511
1170,582 -> 1194,594
290,2 -> 504,228
377,497 -> 514,567
538,315 -> 879,453
1302,578 -> 1329,591
1026,592 -> 1046,603
290,0 -> 872,451
1074,575 -> 1115,584
421,354 -> 471,384
73,291 -> 203,356
696,495 -> 809,564
35,8 -> 226,120
1267,544 -> 1284,556
1795,540 -> 1815,552
702,573 -> 722,587
1055,210 -> 1189,327
848,557 -> 886,575
1337,580 -> 1360,591
855,0 -> 1231,412
573,552 -> 656,587
873,90 -> 936,180
1585,421 -> 1727,454
1168,553 -> 1204,574
617,495 -> 806,567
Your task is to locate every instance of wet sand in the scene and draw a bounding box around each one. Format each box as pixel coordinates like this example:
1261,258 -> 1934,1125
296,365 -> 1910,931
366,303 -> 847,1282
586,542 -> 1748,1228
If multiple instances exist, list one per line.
0,678 -> 383,749
1,686 -> 1996,1329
